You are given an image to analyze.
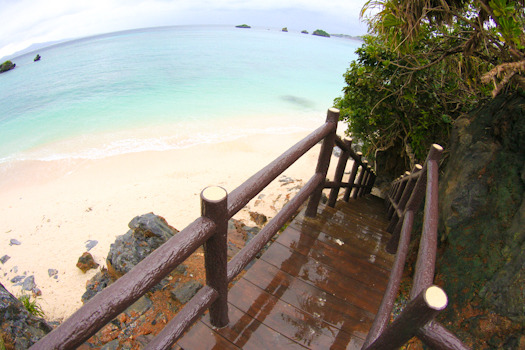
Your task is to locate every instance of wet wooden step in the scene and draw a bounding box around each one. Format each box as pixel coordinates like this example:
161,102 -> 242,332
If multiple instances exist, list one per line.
177,195 -> 393,349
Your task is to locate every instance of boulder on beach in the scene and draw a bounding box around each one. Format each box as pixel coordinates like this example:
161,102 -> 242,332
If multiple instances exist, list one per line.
106,213 -> 179,278
0,283 -> 52,348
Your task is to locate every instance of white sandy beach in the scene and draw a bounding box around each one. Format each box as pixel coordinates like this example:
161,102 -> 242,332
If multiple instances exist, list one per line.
0,129 -> 342,322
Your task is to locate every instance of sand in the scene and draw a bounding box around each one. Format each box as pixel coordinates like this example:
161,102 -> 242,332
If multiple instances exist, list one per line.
0,128 -> 345,322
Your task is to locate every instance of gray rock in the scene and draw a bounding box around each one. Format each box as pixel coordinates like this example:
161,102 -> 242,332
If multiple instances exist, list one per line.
124,295 -> 153,316
82,269 -> 113,303
9,239 -> 21,246
171,281 -> 203,304
106,213 -> 178,276
100,339 -> 120,350
22,276 -> 36,292
0,255 -> 10,264
85,240 -> 98,251
48,269 -> 58,277
0,283 -> 52,348
10,275 -> 25,284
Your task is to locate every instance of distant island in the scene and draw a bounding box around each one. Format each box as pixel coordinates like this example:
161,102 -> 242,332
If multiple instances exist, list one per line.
331,34 -> 365,41
0,60 -> 15,73
235,24 -> 251,29
301,30 -> 309,34
282,27 -> 288,32
34,54 -> 41,62
312,29 -> 330,38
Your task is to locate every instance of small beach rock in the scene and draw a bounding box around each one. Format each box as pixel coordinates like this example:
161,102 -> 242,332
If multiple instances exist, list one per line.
9,239 -> 21,246
11,275 -> 25,284
82,268 -> 113,303
76,252 -> 99,273
22,276 -> 36,292
85,240 -> 98,251
279,175 -> 295,185
48,269 -> 58,277
0,255 -> 10,264
249,211 -> 268,226
171,281 -> 203,304
0,283 -> 52,348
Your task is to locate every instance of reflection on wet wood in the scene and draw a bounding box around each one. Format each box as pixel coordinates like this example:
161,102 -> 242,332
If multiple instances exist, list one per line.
178,196 -> 393,349
243,259 -> 374,338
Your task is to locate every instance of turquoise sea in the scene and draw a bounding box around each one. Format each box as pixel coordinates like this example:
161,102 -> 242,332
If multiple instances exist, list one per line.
0,26 -> 360,164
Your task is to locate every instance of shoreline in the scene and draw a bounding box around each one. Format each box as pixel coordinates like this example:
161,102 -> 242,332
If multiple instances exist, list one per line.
0,129 -> 326,321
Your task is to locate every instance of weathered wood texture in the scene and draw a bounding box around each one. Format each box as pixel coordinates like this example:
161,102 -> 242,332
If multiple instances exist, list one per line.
177,195 -> 393,349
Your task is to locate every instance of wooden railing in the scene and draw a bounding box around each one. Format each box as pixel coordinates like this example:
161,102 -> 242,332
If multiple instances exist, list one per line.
362,144 -> 470,350
31,108 -> 375,349
32,107 -> 467,349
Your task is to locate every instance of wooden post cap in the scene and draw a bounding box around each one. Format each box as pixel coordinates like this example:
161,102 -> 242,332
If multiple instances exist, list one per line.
431,144 -> 444,152
424,286 -> 448,310
201,186 -> 227,202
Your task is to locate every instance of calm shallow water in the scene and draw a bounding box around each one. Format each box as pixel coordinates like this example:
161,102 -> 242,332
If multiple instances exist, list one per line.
0,26 -> 360,162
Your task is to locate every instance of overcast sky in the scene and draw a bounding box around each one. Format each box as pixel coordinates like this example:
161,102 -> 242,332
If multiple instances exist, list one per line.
0,0 -> 371,60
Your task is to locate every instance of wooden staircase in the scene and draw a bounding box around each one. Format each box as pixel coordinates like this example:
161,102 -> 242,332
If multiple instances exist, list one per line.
177,195 -> 394,349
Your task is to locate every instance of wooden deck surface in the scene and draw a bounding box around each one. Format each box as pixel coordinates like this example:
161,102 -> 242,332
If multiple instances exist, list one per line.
177,195 -> 394,349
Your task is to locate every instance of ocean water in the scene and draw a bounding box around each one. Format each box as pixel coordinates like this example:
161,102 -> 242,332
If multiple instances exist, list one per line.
0,26 -> 359,163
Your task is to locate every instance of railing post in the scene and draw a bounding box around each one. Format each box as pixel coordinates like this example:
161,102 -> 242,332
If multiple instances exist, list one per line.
387,172 -> 410,219
327,138 -> 351,207
200,186 -> 229,328
365,170 -> 376,195
305,108 -> 339,217
358,164 -> 371,197
387,164 -> 425,254
352,160 -> 368,199
363,285 -> 448,350
344,152 -> 362,201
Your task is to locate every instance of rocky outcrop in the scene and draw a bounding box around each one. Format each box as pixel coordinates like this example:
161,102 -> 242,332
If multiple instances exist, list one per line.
106,213 -> 178,277
81,213 -> 262,348
0,283 -> 52,348
438,92 -> 524,347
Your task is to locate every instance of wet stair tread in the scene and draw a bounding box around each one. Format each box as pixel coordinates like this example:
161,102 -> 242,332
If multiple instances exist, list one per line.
177,195 -> 392,349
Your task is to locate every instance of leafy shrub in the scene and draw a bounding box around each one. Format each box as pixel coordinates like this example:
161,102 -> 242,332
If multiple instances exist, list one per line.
18,294 -> 45,318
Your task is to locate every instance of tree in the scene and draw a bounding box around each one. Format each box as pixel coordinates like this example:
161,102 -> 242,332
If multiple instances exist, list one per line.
336,0 -> 524,165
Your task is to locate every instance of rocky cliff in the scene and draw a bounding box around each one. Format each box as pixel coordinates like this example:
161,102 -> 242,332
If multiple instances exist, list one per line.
438,92 -> 524,348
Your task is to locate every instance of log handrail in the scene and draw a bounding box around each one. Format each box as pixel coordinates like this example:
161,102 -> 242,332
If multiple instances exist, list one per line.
31,108 -> 342,350
31,110 -> 467,350
326,134 -> 376,207
362,144 -> 470,350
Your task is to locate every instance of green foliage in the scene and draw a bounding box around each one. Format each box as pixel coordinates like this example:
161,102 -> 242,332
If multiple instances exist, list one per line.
18,293 -> 45,318
335,33 -> 489,163
312,29 -> 330,38
301,30 -> 309,34
336,0 -> 525,165
235,24 -> 251,29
